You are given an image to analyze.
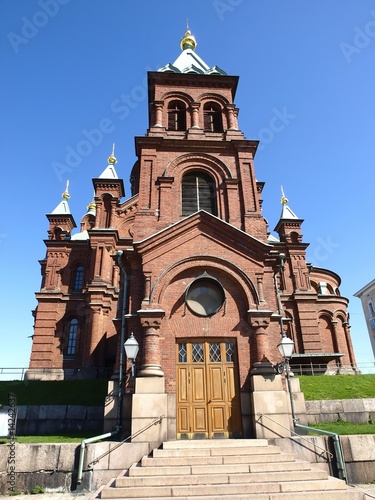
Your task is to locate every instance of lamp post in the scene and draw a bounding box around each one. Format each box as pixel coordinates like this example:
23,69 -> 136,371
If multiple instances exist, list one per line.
124,332 -> 139,381
277,334 -> 296,424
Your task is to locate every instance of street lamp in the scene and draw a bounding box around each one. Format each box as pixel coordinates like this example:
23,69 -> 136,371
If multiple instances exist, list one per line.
277,335 -> 295,360
277,334 -> 296,424
124,332 -> 139,380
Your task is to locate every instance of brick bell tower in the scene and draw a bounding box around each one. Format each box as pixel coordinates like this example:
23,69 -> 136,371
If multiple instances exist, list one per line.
125,29 -> 356,440
126,29 -> 297,440
28,28 -> 356,441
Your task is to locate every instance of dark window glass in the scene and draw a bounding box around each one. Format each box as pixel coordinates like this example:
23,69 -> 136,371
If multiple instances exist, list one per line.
168,100 -> 186,131
226,342 -> 234,362
209,343 -> 221,363
192,343 -> 204,363
203,102 -> 223,132
178,343 -> 187,363
182,172 -> 217,216
66,318 -> 78,356
73,265 -> 84,292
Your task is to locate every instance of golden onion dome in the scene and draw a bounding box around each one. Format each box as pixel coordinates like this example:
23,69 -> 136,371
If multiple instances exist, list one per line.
180,29 -> 197,51
87,199 -> 96,212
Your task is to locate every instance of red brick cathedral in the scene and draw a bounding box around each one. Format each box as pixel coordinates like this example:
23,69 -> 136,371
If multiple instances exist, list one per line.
28,30 -> 357,439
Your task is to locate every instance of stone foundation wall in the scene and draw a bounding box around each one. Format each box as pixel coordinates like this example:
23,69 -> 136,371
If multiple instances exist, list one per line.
306,398 -> 375,424
0,441 -> 155,494
15,405 -> 103,435
273,434 -> 375,485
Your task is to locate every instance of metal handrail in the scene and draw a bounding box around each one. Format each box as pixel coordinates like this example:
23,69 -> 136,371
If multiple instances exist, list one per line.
257,412 -> 348,481
256,412 -> 333,459
87,415 -> 166,468
294,422 -> 347,481
1,362 -> 374,380
76,414 -> 165,485
0,367 -> 114,380
290,363 -> 372,375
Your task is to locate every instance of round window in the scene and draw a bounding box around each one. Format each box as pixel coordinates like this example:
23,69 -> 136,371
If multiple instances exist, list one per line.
185,275 -> 225,316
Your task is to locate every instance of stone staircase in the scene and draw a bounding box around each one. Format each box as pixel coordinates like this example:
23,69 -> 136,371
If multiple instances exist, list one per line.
98,439 -> 366,499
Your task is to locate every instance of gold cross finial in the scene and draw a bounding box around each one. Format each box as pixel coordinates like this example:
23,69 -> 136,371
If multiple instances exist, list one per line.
62,180 -> 70,200
107,143 -> 117,164
280,186 -> 288,205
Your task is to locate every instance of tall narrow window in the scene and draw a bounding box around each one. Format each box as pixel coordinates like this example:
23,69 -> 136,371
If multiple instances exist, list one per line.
203,102 -> 223,132
73,265 -> 84,292
66,318 -> 78,356
182,172 -> 217,216
368,301 -> 375,317
103,194 -> 112,228
168,100 -> 186,131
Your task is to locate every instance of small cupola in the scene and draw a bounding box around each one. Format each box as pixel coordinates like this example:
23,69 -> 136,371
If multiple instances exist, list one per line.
274,187 -> 304,243
46,181 -> 77,240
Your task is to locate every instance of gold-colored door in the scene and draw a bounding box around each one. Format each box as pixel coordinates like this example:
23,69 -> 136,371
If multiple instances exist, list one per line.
177,340 -> 242,439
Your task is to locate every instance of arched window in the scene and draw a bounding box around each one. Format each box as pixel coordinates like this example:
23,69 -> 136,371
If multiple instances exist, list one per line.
66,318 -> 79,356
168,100 -> 186,131
318,315 -> 335,353
368,301 -> 375,317
203,102 -> 223,132
72,265 -> 84,292
53,227 -> 63,241
182,172 -> 217,216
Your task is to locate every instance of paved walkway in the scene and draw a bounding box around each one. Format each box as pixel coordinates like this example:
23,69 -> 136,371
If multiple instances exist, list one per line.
4,483 -> 375,499
355,484 -> 375,498
2,493 -> 90,500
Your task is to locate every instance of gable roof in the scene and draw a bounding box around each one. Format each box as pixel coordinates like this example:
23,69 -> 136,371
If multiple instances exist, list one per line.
135,210 -> 271,263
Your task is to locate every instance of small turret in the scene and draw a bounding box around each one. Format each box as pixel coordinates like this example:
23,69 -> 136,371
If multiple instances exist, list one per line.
46,181 -> 76,240
92,145 -> 125,228
274,187 -> 304,243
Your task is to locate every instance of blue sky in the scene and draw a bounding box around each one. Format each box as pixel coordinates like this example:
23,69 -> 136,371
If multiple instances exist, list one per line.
1,0 -> 375,374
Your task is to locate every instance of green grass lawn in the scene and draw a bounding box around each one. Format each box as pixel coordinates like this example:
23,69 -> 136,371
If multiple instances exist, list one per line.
308,421 -> 375,435
298,374 -> 375,436
0,379 -> 108,406
298,374 -> 375,401
0,434 -> 89,444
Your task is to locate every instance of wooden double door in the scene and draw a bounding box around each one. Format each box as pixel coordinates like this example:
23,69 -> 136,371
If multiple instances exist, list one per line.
177,340 -> 242,439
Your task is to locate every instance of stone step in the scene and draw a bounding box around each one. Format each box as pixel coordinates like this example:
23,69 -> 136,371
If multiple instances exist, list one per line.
141,454 -> 304,468
107,490 -> 364,500
101,476 -> 352,499
115,472 -> 257,488
153,444 -> 283,458
115,462 -> 313,488
221,452 -> 297,464
128,461 -> 326,479
98,440 -> 366,500
162,439 -> 268,449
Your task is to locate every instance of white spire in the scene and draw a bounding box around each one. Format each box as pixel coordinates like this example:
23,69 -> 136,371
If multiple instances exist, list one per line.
51,180 -> 71,214
99,144 -> 119,179
279,186 -> 299,219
